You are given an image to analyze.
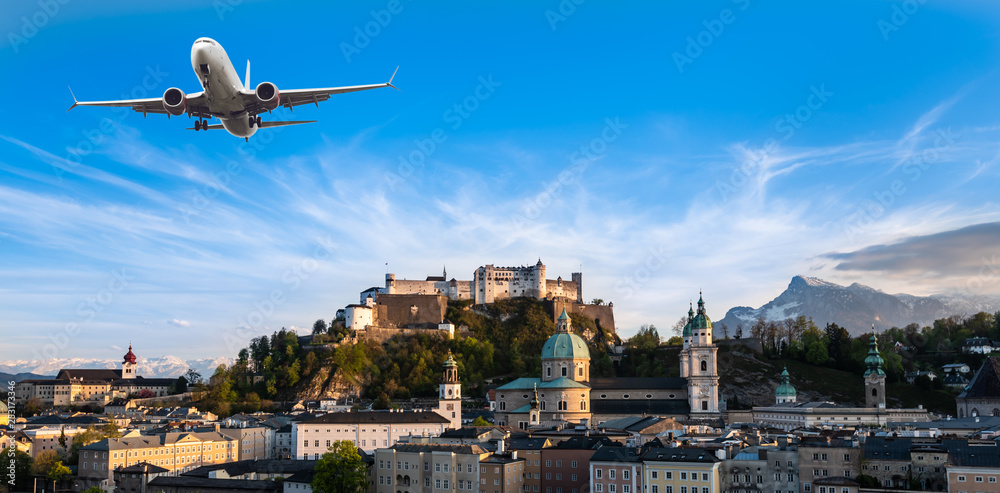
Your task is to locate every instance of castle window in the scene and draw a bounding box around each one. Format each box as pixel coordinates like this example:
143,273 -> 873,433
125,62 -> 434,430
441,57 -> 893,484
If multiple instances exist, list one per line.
562,367 -> 568,377
700,361 -> 707,372
546,367 -> 552,377
580,400 -> 586,411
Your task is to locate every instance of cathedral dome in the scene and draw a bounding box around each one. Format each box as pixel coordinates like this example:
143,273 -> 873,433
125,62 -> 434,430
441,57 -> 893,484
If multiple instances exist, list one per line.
776,367 -> 797,397
542,332 -> 589,360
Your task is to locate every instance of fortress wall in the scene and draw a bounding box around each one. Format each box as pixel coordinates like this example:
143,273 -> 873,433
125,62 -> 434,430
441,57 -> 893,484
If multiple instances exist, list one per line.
374,293 -> 448,328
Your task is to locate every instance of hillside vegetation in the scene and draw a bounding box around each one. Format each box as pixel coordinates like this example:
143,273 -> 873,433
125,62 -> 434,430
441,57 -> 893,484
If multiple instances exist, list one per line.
190,299 -> 997,417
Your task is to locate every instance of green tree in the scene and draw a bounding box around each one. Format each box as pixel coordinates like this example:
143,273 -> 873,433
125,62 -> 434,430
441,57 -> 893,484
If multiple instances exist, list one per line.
471,416 -> 492,426
312,319 -> 328,335
0,449 -> 33,491
82,488 -> 105,493
311,441 -> 367,493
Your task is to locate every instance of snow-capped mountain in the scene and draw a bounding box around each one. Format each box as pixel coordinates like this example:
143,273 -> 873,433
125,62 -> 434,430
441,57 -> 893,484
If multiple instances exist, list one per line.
0,355 -> 232,379
715,275 -> 1000,335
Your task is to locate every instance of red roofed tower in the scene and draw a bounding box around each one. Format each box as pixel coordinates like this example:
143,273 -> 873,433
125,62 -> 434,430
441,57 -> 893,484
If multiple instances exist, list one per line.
122,344 -> 137,379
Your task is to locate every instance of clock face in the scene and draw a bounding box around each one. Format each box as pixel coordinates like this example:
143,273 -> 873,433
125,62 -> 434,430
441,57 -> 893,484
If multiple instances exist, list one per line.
867,374 -> 880,383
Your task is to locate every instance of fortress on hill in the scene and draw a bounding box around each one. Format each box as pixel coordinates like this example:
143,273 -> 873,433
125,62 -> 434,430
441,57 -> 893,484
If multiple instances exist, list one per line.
341,260 -> 614,339
360,259 -> 582,305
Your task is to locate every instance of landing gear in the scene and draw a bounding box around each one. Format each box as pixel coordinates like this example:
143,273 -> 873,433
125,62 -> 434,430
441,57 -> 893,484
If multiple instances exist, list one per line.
248,115 -> 262,127
194,119 -> 208,131
256,116 -> 262,126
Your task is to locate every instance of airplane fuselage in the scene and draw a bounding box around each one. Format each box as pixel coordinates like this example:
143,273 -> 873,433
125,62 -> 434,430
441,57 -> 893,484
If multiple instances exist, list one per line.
190,37 -> 256,138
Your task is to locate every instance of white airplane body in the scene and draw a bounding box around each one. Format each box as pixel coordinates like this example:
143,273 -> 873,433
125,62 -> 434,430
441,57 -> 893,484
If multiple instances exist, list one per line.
69,37 -> 397,140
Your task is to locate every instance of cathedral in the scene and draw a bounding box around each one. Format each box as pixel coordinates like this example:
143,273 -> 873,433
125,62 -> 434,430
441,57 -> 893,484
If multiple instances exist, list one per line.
492,295 -> 722,428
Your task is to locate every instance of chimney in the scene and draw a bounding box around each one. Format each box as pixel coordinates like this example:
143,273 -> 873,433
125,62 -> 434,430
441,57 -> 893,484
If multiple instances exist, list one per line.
496,439 -> 505,455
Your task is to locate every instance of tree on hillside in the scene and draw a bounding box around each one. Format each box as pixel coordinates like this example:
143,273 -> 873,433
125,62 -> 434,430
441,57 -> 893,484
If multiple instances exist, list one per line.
471,416 -> 492,426
671,316 -> 688,337
312,319 -> 328,335
628,324 -> 660,351
185,368 -> 203,387
311,441 -> 367,493
0,449 -> 33,491
719,323 -> 729,340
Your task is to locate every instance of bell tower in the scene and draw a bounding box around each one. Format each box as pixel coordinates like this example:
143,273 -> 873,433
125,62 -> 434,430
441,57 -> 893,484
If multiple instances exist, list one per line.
864,327 -> 886,408
122,344 -> 137,380
680,294 -> 720,418
438,351 -> 462,429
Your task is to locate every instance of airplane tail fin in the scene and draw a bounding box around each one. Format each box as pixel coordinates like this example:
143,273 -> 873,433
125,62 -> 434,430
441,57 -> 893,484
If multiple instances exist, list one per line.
67,86 -> 79,112
244,60 -> 251,89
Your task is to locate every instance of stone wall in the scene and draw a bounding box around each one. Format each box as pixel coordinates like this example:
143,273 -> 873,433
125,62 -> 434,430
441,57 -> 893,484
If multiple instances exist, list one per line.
374,293 -> 448,329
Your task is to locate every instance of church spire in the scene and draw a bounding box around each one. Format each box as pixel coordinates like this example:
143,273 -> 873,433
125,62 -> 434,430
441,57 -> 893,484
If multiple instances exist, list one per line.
864,325 -> 885,377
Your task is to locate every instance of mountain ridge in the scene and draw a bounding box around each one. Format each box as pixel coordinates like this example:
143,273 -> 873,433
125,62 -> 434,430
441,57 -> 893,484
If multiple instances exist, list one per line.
716,275 -> 1000,335
0,356 -> 232,379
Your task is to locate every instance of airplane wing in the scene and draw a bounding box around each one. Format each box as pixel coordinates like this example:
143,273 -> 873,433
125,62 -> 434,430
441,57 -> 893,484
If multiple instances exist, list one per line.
67,88 -> 214,118
241,67 -> 398,114
186,120 -> 316,130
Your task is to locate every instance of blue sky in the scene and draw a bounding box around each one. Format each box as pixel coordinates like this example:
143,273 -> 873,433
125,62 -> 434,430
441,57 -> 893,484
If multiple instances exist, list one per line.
3,0 -> 1000,362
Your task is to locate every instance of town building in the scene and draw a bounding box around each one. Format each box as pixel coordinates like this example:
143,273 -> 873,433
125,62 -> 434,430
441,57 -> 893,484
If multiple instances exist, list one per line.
76,429 -> 241,490
797,437 -> 859,493
15,345 -> 177,408
944,440 -> 1000,493
479,446 -> 527,493
542,436 -> 611,493
589,446 -> 643,493
641,447 -> 723,493
721,443 -> 799,493
956,356 -> 1000,418
372,443 -> 489,493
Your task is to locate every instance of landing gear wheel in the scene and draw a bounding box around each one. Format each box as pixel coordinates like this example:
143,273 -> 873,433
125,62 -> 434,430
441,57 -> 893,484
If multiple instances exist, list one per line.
256,116 -> 262,126
194,120 -> 201,131
248,115 -> 255,127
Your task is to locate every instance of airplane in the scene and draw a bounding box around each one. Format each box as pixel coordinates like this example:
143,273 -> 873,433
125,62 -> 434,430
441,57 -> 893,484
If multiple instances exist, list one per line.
68,37 -> 398,141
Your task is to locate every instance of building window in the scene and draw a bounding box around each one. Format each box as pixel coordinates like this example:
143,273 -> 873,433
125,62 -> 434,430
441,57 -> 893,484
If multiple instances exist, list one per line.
595,469 -> 601,479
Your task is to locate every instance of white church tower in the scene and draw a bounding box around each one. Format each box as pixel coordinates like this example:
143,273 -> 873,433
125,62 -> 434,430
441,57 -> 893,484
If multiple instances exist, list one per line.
679,294 -> 721,418
437,351 -> 462,429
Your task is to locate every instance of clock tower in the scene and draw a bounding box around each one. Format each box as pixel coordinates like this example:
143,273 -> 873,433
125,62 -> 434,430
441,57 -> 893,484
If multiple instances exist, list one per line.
864,328 -> 886,409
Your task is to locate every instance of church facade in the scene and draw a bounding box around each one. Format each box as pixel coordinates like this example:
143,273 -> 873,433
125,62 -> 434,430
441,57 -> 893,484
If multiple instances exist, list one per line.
493,296 -> 722,428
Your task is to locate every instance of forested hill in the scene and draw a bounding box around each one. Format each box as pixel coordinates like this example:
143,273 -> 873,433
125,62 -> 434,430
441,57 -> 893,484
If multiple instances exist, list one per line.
190,300 -> 996,417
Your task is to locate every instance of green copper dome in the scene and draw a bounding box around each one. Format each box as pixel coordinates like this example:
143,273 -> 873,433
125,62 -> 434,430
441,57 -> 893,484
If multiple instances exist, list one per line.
864,330 -> 885,377
687,294 -> 713,332
776,367 -> 797,397
557,308 -> 570,321
683,304 -> 694,337
542,332 -> 589,360
443,351 -> 457,368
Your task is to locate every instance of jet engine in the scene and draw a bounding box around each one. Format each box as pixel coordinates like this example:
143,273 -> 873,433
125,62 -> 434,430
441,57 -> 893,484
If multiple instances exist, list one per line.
255,82 -> 280,111
161,88 -> 186,116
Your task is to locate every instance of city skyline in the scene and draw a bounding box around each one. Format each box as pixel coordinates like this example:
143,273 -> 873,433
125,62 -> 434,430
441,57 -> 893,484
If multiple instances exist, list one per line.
3,1 -> 1000,361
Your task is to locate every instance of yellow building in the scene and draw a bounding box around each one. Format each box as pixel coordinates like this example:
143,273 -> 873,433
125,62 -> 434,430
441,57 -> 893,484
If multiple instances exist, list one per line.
641,447 -> 722,493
